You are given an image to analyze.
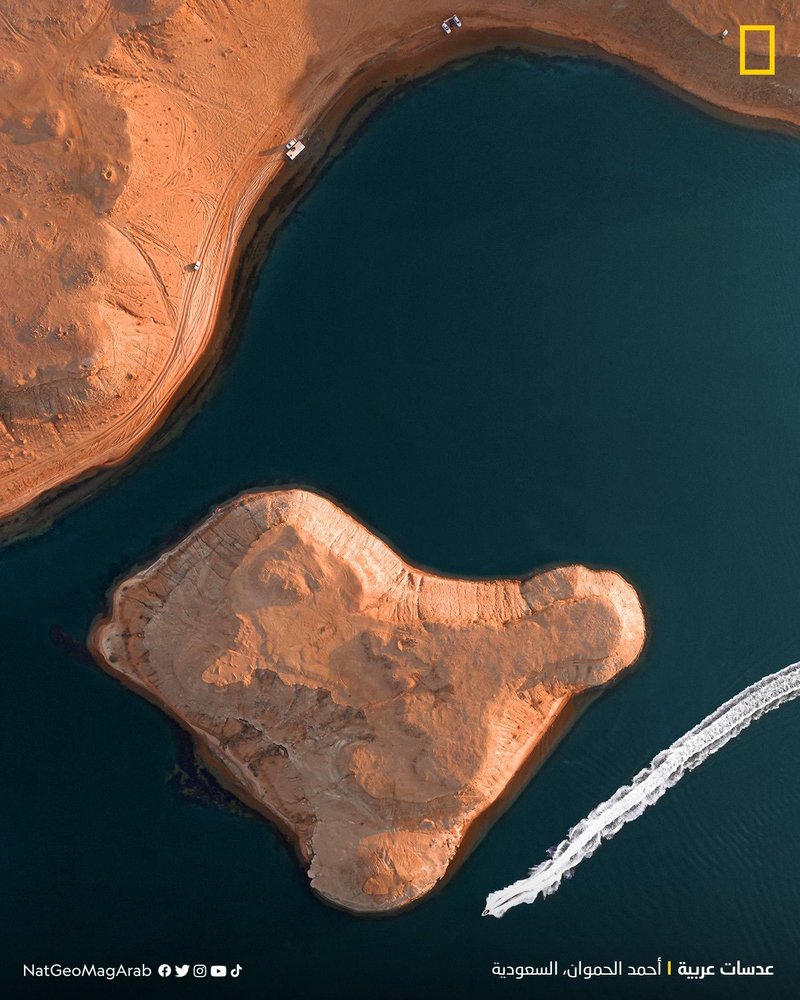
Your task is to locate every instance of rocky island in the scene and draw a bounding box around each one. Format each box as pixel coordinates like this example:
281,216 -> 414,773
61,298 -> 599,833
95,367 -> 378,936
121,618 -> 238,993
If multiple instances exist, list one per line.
91,489 -> 646,913
3,1 -> 800,535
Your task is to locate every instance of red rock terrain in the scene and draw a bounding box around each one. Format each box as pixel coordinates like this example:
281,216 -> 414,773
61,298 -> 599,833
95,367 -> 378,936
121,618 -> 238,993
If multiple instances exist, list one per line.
91,490 -> 646,913
3,1 -> 800,531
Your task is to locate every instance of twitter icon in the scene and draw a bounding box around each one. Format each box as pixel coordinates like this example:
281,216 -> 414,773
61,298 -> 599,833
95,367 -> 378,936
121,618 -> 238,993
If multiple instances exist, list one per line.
174,965 -> 190,978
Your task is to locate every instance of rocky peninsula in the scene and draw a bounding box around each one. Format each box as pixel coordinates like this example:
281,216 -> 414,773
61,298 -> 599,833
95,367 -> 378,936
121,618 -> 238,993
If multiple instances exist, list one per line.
3,1 -> 800,534
91,489 -> 646,913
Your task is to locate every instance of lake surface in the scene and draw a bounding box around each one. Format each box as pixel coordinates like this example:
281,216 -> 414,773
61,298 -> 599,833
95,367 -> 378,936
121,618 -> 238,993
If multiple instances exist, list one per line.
4,52 -> 800,998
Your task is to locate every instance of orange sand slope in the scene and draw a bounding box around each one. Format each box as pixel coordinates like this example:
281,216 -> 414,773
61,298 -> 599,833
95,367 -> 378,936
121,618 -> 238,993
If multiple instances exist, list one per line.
91,489 -> 646,913
2,1 -> 800,528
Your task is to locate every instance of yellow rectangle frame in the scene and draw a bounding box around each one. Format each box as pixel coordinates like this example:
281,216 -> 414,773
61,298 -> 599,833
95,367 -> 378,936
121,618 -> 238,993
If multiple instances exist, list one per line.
739,25 -> 776,76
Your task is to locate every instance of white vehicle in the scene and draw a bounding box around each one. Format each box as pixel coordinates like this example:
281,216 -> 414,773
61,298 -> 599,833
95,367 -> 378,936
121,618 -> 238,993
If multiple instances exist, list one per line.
452,15 -> 462,28
285,138 -> 306,161
192,260 -> 201,271
441,20 -> 451,34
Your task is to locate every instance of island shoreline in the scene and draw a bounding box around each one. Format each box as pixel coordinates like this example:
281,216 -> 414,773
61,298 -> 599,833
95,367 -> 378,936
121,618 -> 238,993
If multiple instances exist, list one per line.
87,624 -> 644,918
87,485 -> 648,916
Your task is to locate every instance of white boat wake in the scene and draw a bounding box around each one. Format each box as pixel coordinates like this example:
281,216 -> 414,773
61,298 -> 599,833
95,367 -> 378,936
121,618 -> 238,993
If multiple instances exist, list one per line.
483,660 -> 800,918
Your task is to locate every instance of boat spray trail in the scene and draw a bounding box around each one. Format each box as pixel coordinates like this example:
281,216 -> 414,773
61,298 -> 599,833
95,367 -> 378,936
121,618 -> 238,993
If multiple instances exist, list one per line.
483,660 -> 800,918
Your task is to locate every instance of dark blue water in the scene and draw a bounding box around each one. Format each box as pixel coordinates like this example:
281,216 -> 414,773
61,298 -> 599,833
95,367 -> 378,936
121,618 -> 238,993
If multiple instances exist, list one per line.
4,53 -> 800,998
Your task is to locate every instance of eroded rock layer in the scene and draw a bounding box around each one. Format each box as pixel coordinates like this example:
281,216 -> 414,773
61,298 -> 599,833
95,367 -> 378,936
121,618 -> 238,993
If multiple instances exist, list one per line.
92,489 -> 645,912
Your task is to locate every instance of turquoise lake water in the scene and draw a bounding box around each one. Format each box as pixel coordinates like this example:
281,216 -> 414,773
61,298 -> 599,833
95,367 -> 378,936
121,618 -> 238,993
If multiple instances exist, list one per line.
4,52 -> 800,997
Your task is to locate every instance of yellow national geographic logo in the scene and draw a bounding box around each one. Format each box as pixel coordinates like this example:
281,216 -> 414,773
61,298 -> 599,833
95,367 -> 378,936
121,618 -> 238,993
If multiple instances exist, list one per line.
739,24 -> 776,75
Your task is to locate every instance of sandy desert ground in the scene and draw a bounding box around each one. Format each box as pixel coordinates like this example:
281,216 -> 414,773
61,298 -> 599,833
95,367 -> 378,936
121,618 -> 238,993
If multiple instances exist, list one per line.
2,0 -> 800,532
91,489 -> 645,913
